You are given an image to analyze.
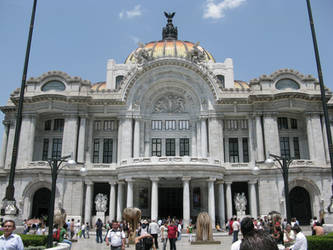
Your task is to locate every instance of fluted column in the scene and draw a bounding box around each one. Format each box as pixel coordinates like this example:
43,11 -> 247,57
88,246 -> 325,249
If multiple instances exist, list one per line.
207,177 -> 216,227
86,118 -> 93,163
225,181 -> 233,220
191,120 -> 197,157
201,118 -> 208,157
182,177 -> 191,228
0,122 -> 10,168
5,120 -> 15,169
84,181 -> 93,224
255,115 -> 264,161
248,117 -> 255,164
306,114 -> 315,160
116,181 -> 125,221
109,181 -> 117,221
208,117 -> 223,160
17,115 -> 35,166
120,117 -> 133,160
133,118 -> 140,158
311,114 -> 326,163
151,177 -> 159,221
248,180 -> 258,218
196,121 -> 202,157
217,180 -> 225,228
126,178 -> 134,208
144,120 -> 151,157
62,115 -> 78,157
77,117 -> 87,163
263,114 -> 280,157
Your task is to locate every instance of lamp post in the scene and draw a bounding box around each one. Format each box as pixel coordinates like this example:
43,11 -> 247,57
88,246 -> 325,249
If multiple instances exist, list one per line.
305,0 -> 333,214
266,154 -> 293,223
46,155 -> 75,248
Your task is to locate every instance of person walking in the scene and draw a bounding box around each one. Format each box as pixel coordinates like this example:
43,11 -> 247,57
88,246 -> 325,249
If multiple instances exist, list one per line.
86,222 -> 90,238
96,218 -> 103,243
167,220 -> 178,250
0,220 -> 24,250
160,221 -> 168,250
106,222 -> 125,250
149,219 -> 160,249
232,217 -> 240,243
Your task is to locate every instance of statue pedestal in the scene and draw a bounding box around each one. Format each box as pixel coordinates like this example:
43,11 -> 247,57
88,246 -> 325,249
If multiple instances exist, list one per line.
237,211 -> 246,220
96,211 -> 105,224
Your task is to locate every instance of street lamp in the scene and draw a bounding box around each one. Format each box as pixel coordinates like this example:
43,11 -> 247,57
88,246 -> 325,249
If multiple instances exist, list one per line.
46,154 -> 75,248
265,154 -> 293,223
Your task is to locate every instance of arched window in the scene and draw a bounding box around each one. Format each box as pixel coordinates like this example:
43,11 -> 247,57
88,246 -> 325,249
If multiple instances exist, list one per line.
41,80 -> 65,91
115,75 -> 124,89
216,75 -> 225,88
276,78 -> 300,90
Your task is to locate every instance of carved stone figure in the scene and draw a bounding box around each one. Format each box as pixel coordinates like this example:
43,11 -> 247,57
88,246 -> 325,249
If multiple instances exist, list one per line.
54,201 -> 67,229
186,42 -> 206,63
234,192 -> 247,212
196,212 -> 213,241
123,207 -> 141,243
162,12 -> 178,40
153,95 -> 185,113
134,42 -> 152,65
95,193 -> 108,212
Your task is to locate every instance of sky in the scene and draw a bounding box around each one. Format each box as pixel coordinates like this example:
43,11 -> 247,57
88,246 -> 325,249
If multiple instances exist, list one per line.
0,0 -> 332,141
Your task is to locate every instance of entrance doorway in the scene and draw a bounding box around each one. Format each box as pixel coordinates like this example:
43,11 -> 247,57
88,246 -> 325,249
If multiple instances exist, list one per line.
158,187 -> 183,219
31,188 -> 51,219
289,186 -> 312,225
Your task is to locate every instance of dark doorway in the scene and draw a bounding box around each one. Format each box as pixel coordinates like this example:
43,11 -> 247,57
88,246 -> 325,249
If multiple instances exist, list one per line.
93,183 -> 110,216
158,187 -> 183,219
289,186 -> 312,225
231,182 -> 249,216
31,188 -> 51,220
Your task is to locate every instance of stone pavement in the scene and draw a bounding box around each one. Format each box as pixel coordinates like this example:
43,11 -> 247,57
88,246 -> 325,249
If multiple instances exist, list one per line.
72,232 -> 233,250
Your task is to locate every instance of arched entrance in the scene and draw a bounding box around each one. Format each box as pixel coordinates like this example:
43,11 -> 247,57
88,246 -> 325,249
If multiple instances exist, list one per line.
31,188 -> 51,219
289,186 -> 312,225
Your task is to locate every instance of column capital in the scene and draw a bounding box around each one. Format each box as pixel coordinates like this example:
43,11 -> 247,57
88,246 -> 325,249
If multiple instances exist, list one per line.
248,179 -> 258,185
109,180 -> 117,185
207,177 -> 216,182
263,112 -> 278,117
125,178 -> 134,183
182,176 -> 191,182
150,177 -> 160,182
225,181 -> 233,185
85,180 -> 93,185
216,180 -> 224,185
117,180 -> 125,185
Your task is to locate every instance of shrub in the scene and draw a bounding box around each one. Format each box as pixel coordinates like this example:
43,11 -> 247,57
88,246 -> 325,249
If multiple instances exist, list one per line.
307,234 -> 333,250
20,234 -> 48,247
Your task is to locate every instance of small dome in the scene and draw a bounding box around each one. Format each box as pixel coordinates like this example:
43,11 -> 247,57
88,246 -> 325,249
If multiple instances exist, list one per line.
234,80 -> 249,89
91,81 -> 106,91
125,40 -> 215,64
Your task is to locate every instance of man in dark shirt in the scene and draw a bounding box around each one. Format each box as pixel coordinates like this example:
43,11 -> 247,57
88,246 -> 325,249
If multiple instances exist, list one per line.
96,218 -> 103,243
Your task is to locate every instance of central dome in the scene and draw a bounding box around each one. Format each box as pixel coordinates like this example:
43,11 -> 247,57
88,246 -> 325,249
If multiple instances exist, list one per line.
125,40 -> 215,64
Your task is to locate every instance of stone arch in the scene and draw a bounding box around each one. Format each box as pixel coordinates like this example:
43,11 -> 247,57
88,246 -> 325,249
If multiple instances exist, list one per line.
21,180 -> 61,219
285,178 -> 321,221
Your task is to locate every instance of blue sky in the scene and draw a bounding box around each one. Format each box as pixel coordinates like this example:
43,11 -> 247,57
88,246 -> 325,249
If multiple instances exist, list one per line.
0,0 -> 332,141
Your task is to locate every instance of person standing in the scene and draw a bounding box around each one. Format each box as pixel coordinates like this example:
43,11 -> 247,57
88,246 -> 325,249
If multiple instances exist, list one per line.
167,220 -> 178,250
283,224 -> 295,248
96,218 -> 103,243
80,223 -> 86,239
86,222 -> 90,238
160,221 -> 168,250
70,218 -> 75,240
149,219 -> 160,249
106,222 -> 125,250
0,220 -> 24,250
187,223 -> 193,242
232,217 -> 240,243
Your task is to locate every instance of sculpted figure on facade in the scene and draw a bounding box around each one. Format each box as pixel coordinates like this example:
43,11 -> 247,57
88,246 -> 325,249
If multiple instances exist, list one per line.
153,95 -> 185,113
187,42 -> 205,64
134,42 -> 152,65
95,193 -> 108,212
234,192 -> 247,212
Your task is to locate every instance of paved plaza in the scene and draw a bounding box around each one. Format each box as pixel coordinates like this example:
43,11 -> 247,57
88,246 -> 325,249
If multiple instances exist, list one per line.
71,232 -> 233,250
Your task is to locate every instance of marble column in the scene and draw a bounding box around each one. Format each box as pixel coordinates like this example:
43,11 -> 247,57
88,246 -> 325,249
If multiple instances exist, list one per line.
248,117 -> 255,164
77,117 -> 87,163
311,114 -> 326,163
17,115 -> 35,166
28,115 -> 36,161
248,180 -> 258,218
116,181 -> 125,221
133,118 -> 140,158
85,118 -> 93,163
255,115 -> 265,161
144,120 -> 151,157
84,181 -> 93,224
126,178 -> 134,208
109,181 -> 117,221
151,177 -> 159,221
208,117 -> 223,161
191,120 -> 197,157
201,118 -> 208,158
0,122 -> 10,168
117,119 -> 123,162
196,121 -> 202,157
225,181 -> 233,220
5,120 -> 15,169
120,117 -> 133,160
306,114 -> 315,160
217,180 -> 225,228
321,115 -> 329,162
207,177 -> 216,227
62,115 -> 78,157
182,177 -> 191,228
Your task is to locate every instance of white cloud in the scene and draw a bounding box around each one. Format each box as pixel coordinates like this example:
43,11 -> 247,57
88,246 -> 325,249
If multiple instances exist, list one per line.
203,0 -> 246,19
119,5 -> 142,19
130,36 -> 140,45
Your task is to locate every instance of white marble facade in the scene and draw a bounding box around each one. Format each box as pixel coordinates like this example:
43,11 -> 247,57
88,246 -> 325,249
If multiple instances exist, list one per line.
0,28 -> 332,228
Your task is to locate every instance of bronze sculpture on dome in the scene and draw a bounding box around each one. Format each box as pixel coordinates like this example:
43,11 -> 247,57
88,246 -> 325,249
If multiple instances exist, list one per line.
162,12 -> 178,40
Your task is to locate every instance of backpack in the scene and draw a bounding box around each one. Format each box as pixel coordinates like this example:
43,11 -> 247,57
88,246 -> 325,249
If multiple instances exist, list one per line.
53,228 -> 60,241
135,239 -> 144,250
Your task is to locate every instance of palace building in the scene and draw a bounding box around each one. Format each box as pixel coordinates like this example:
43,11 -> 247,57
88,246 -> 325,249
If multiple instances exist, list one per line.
0,14 -> 332,227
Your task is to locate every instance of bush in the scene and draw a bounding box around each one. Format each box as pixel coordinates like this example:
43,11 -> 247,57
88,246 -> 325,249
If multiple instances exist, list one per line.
307,234 -> 333,250
0,231 -> 47,247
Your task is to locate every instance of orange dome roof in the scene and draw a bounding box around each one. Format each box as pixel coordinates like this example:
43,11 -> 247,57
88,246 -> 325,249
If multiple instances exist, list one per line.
125,40 -> 215,64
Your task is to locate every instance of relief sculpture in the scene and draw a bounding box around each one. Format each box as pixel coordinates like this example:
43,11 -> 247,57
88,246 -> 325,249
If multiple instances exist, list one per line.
153,95 -> 185,113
